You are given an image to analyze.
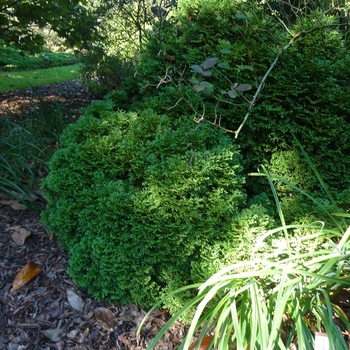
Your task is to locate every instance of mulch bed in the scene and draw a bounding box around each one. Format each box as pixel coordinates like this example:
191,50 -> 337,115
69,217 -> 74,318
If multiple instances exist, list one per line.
0,79 -> 93,120
0,202 -> 185,350
0,82 -> 186,350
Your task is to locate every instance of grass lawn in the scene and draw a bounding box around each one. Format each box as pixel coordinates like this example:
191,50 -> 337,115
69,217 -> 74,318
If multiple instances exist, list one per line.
0,64 -> 81,91
0,41 -> 78,72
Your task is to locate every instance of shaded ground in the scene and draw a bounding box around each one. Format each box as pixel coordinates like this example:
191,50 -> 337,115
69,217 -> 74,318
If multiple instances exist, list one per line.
0,79 -> 93,121
0,202 -> 185,350
0,81 -> 186,350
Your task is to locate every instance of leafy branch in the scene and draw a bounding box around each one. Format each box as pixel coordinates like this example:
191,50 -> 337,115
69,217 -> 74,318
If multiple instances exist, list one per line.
147,14 -> 347,138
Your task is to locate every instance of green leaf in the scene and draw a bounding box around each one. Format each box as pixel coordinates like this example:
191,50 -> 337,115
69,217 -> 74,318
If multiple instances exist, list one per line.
236,84 -> 252,92
193,84 -> 206,91
218,62 -> 230,69
202,58 -> 218,70
228,90 -> 238,98
236,65 -> 254,71
219,49 -> 231,54
235,13 -> 247,19
201,70 -> 212,77
190,65 -> 203,73
200,81 -> 213,88
189,78 -> 199,84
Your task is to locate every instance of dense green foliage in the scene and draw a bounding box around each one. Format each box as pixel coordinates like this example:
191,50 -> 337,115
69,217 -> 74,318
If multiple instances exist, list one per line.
0,0 -> 101,53
141,159 -> 350,349
113,0 -> 350,206
40,0 -> 350,320
42,104 -> 264,309
79,0 -> 177,94
249,15 -> 350,196
143,222 -> 350,350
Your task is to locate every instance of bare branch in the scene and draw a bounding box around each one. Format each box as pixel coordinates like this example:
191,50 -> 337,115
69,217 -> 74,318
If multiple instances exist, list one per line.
234,26 -> 321,139
168,98 -> 183,110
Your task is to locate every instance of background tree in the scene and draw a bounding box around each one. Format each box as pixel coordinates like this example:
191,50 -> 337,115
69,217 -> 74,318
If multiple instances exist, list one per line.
80,0 -> 177,92
0,0 -> 101,53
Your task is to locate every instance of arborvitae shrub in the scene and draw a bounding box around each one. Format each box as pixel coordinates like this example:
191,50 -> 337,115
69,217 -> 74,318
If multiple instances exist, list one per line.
128,1 -> 350,207
245,17 -> 350,199
41,104 -> 246,308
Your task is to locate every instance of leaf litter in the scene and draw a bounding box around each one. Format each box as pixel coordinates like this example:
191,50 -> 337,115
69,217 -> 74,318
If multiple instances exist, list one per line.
6,225 -> 31,246
0,202 -> 187,349
12,262 -> 42,291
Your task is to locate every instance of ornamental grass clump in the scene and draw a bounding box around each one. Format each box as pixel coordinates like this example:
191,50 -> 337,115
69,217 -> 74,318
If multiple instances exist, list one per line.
0,94 -> 64,210
41,102 -> 247,309
142,225 -> 350,350
140,149 -> 350,350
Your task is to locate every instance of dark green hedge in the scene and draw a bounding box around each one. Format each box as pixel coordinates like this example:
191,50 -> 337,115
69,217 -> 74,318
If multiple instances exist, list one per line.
112,1 -> 350,204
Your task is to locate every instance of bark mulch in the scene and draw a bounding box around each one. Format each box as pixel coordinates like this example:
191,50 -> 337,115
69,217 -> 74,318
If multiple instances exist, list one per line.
0,79 -> 93,120
0,202 -> 185,350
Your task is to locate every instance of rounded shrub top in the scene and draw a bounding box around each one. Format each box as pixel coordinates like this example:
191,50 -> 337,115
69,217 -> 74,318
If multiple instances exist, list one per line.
42,103 -> 246,307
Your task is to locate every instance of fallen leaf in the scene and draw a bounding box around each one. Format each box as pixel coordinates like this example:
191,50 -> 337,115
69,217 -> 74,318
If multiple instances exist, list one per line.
117,315 -> 133,322
8,342 -> 21,350
189,336 -> 214,350
152,309 -> 169,317
118,334 -> 131,347
79,328 -> 90,344
0,199 -> 27,210
48,300 -> 60,318
93,307 -> 118,331
12,262 -> 42,291
67,289 -> 85,311
40,328 -> 64,342
6,226 -> 31,246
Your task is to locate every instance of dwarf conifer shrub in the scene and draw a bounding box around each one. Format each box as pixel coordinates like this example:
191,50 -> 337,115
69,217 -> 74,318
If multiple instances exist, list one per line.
41,104 -> 246,308
128,0 -> 350,208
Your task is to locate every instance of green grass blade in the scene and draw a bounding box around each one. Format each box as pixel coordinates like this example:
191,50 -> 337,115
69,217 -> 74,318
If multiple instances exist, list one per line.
259,165 -> 290,252
251,171 -> 345,233
292,134 -> 339,209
